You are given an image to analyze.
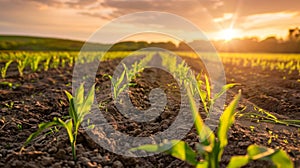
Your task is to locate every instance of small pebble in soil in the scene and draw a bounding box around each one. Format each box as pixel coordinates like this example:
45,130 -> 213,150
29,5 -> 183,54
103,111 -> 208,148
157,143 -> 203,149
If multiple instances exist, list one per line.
11,159 -> 23,167
91,154 -> 102,163
28,118 -> 39,124
52,162 -> 62,167
41,156 -> 54,166
237,141 -> 252,147
48,146 -> 57,154
50,112 -> 62,117
55,148 -> 66,159
112,160 -> 124,168
86,161 -> 98,168
67,161 -> 75,166
79,156 -> 90,163
25,161 -> 39,168
0,149 -> 7,157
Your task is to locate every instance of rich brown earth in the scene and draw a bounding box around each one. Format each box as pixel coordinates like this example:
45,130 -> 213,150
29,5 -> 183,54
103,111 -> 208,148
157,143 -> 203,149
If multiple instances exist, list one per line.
0,56 -> 299,168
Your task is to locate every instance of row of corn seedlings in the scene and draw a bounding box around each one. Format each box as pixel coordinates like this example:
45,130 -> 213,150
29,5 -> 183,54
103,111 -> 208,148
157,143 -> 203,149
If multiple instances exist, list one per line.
160,52 -> 236,114
107,53 -> 154,101
220,53 -> 300,75
0,51 -> 77,78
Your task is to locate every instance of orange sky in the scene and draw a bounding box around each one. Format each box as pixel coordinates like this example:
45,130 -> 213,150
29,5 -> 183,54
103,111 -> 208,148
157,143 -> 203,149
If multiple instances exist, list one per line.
0,0 -> 299,43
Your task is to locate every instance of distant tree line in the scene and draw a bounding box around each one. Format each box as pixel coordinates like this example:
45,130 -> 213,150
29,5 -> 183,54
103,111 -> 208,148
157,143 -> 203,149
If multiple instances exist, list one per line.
111,36 -> 300,53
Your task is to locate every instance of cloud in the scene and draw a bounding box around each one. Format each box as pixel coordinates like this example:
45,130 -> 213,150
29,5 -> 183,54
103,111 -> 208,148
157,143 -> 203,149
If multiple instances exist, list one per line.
26,0 -> 104,10
22,0 -> 226,19
99,0 -> 226,18
241,12 -> 299,30
213,13 -> 233,23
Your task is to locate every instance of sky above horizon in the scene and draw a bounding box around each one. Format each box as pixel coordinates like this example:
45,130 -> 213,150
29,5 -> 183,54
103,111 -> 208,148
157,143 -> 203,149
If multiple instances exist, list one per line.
0,0 -> 299,43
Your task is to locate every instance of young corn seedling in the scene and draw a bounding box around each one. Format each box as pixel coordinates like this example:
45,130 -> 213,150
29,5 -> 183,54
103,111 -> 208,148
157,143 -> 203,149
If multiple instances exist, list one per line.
17,56 -> 29,77
1,60 -> 13,79
195,73 -> 237,114
0,81 -> 19,89
43,57 -> 51,71
68,56 -> 74,67
174,60 -> 191,85
30,56 -> 41,72
22,83 -> 95,160
123,54 -> 152,81
105,70 -> 127,101
51,55 -> 60,69
161,53 -> 177,74
61,58 -> 66,68
107,55 -> 152,101
132,86 -> 293,168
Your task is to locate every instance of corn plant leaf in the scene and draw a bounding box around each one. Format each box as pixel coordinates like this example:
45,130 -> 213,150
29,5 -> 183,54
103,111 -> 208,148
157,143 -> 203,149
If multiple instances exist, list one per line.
187,84 -> 214,146
228,145 -> 293,168
247,145 -> 274,159
204,75 -> 211,100
196,161 -> 208,168
78,84 -> 95,120
196,85 -> 208,113
75,84 -> 84,111
165,140 -> 198,166
247,144 -> 293,167
195,74 -> 208,113
117,83 -> 128,98
218,91 -> 241,160
104,74 -> 118,99
6,60 -> 13,67
1,60 -> 13,78
267,149 -> 294,168
131,144 -> 166,153
131,140 -> 175,153
213,83 -> 238,101
65,90 -> 73,102
115,70 -> 126,90
24,120 -> 58,146
195,143 -> 212,154
227,155 -> 249,168
53,118 -> 74,143
132,140 -> 198,166
122,63 -> 130,80
65,90 -> 78,125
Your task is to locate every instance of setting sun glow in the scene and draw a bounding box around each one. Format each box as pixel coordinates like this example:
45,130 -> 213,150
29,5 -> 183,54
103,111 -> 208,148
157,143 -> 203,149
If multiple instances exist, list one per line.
219,28 -> 238,41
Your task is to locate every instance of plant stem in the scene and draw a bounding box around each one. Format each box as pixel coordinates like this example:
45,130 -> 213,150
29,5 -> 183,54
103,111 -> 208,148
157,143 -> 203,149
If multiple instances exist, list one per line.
71,141 -> 76,160
208,152 -> 219,168
72,130 -> 78,160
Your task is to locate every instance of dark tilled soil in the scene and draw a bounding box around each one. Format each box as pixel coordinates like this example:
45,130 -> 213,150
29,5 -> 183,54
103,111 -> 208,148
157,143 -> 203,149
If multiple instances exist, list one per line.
0,57 -> 299,168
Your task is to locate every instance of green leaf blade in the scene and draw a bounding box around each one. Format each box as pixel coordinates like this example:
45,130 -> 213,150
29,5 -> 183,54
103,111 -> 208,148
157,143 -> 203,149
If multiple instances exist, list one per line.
78,84 -> 95,120
23,120 -> 58,146
227,156 -> 249,168
218,91 -> 241,159
204,75 -> 211,100
269,150 -> 294,168
213,83 -> 238,101
240,145 -> 294,168
132,140 -> 198,166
